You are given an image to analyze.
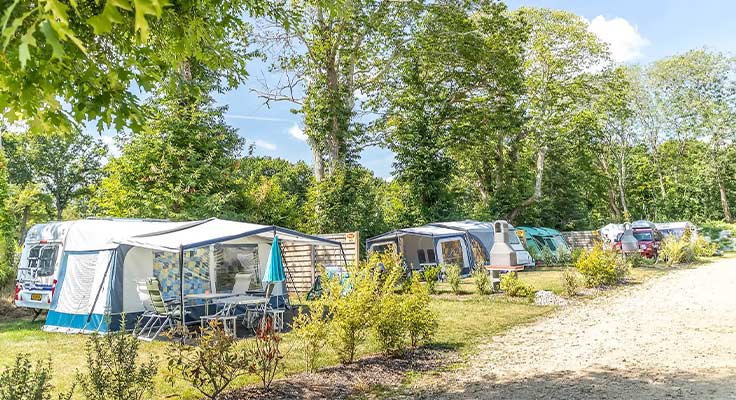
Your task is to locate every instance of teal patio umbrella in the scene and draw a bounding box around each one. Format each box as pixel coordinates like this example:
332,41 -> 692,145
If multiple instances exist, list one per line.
263,236 -> 287,307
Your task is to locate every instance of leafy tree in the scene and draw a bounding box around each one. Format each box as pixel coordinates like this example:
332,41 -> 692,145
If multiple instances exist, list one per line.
506,7 -> 608,222
7,132 -> 106,220
0,150 -> 16,286
256,0 -> 415,180
1,0 -> 284,134
648,49 -> 736,222
94,91 -> 244,220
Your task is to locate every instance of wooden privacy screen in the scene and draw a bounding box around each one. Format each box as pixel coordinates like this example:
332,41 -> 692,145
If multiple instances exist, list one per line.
562,230 -> 601,250
281,232 -> 360,295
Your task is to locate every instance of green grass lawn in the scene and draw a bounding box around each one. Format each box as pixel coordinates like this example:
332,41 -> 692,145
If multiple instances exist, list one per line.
0,262 -> 689,398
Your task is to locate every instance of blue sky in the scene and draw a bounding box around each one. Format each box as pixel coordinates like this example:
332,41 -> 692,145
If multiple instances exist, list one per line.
115,1 -> 736,179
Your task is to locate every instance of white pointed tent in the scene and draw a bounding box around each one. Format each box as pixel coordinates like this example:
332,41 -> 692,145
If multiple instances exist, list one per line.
44,218 -> 342,334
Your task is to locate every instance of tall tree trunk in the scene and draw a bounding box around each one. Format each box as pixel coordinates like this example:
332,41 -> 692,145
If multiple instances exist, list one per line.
617,155 -> 629,219
506,145 -> 548,223
716,169 -> 733,222
18,205 -> 29,246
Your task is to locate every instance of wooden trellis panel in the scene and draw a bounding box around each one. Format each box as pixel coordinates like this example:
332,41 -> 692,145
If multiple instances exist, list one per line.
281,232 -> 360,295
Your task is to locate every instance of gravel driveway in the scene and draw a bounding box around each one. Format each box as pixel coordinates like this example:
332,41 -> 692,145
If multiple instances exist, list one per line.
423,258 -> 736,399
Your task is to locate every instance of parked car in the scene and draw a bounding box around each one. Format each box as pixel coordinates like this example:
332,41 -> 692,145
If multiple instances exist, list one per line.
612,221 -> 663,259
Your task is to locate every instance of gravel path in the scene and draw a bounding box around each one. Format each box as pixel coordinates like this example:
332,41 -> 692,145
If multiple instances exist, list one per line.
424,259 -> 736,399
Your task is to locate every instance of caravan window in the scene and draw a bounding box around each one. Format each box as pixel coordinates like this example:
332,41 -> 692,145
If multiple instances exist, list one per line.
28,244 -> 59,277
417,249 -> 427,264
426,249 -> 437,264
440,240 -> 465,269
214,244 -> 260,293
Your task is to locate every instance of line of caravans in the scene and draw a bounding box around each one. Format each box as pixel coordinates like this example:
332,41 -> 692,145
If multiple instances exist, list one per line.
14,216 -> 697,334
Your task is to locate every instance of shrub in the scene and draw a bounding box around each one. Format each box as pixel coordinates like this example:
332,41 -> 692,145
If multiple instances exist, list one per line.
555,247 -> 573,266
575,244 -> 628,287
322,258 -> 380,364
659,236 -> 696,266
77,328 -> 156,400
561,268 -> 580,297
499,272 -> 534,298
403,276 -> 437,348
445,264 -> 462,294
693,237 -> 717,257
627,253 -> 654,268
540,246 -> 556,266
571,248 -> 584,265
249,318 -> 284,390
0,353 -> 54,400
166,321 -> 250,400
291,301 -> 329,373
373,293 -> 408,357
471,267 -> 492,295
422,265 -> 441,294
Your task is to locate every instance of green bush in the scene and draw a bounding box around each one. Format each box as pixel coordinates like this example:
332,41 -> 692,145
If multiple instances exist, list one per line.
422,265 -> 441,294
499,272 -> 534,298
78,328 -> 156,400
555,246 -> 573,266
291,301 -> 329,373
166,321 -> 250,400
445,264 -> 462,294
0,353 -> 54,400
561,268 -> 580,297
627,253 -> 654,268
471,267 -> 491,295
693,237 -> 717,257
659,236 -> 696,266
403,276 -> 437,348
540,246 -> 556,266
575,244 -> 628,287
571,248 -> 584,265
323,256 -> 381,364
373,293 -> 408,357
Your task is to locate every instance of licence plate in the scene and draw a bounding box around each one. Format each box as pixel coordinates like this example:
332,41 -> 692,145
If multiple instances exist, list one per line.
31,293 -> 42,301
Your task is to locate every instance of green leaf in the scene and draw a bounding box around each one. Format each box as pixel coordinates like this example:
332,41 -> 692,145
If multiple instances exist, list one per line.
0,0 -> 20,34
39,21 -> 64,59
18,25 -> 37,69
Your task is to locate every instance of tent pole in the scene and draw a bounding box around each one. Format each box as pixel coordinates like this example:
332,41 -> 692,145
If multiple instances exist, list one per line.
86,249 -> 115,328
178,246 -> 185,332
338,243 -> 349,267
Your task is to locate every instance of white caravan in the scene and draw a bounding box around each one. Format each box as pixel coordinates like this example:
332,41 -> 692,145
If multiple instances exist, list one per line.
13,219 -> 182,316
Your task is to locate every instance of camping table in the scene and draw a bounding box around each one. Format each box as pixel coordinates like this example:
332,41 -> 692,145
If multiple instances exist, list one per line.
484,265 -> 525,293
185,293 -> 240,316
212,294 -> 269,328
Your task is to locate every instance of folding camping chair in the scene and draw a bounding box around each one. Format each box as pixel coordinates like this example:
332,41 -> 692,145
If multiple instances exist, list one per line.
244,282 -> 284,332
135,278 -> 188,341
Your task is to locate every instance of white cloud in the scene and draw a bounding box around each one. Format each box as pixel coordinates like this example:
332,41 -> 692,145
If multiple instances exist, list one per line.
288,124 -> 308,141
587,16 -> 650,63
254,139 -> 277,151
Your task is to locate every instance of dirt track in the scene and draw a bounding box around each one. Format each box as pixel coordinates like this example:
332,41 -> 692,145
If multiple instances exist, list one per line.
423,259 -> 736,399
